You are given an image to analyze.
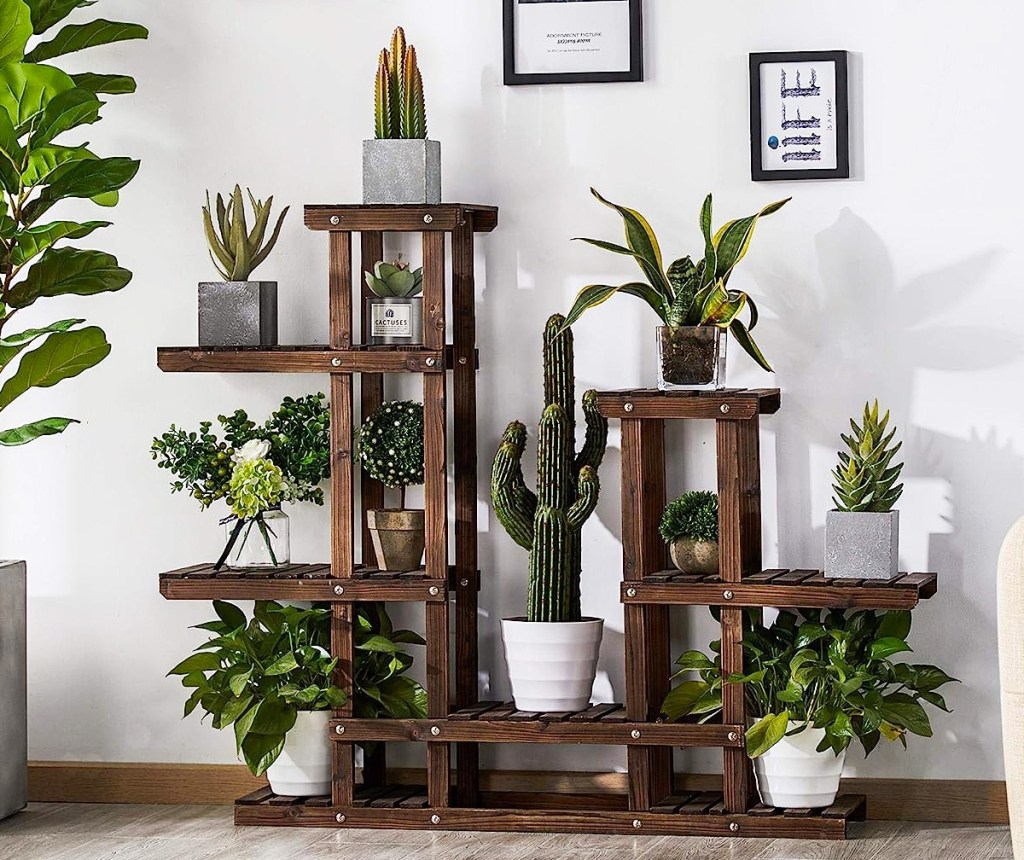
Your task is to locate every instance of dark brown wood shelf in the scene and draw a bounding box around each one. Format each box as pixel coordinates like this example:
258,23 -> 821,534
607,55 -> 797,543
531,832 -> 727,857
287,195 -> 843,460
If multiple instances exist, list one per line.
156,345 -> 478,375
595,388 -> 781,420
622,569 -> 938,610
304,203 -> 498,234
328,701 -> 744,748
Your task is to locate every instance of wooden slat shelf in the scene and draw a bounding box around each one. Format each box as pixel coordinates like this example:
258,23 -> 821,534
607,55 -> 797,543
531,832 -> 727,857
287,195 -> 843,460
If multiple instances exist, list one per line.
304,204 -> 498,234
157,345 -> 478,375
621,569 -> 938,610
329,701 -> 744,748
595,388 -> 781,420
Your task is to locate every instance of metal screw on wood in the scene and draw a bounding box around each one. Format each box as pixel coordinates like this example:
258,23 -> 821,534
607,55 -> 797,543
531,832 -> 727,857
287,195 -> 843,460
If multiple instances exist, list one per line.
632,819 -> 642,829
331,358 -> 342,367
334,585 -> 344,595
330,216 -> 340,225
335,813 -> 346,823
723,590 -> 734,601
423,214 -> 434,224
430,725 -> 441,736
729,822 -> 740,833
630,729 -> 641,739
623,403 -> 635,413
335,725 -> 346,735
458,356 -> 468,365
720,404 -> 731,414
430,814 -> 441,825
626,587 -> 637,598
428,586 -> 440,596
460,578 -> 469,587
727,731 -> 739,742
425,357 -> 437,367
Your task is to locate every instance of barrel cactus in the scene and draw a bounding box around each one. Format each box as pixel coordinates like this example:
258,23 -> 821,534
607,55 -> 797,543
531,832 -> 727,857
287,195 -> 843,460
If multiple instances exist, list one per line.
491,315 -> 608,623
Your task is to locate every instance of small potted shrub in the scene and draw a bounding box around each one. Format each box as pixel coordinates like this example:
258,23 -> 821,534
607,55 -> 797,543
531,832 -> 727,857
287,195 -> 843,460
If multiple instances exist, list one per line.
357,401 -> 426,571
660,491 -> 719,574
491,315 -> 608,712
364,27 -> 440,204
365,255 -> 424,345
564,190 -> 789,390
825,400 -> 904,580
199,186 -> 289,347
663,608 -> 956,808
152,394 -> 330,570
169,600 -> 426,796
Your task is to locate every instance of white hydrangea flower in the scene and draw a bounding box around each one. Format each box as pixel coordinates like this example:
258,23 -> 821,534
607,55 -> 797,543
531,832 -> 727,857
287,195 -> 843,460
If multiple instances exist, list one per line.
234,439 -> 271,464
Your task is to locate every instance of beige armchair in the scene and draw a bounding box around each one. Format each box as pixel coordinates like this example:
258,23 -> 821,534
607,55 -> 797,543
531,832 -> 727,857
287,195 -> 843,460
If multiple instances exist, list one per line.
999,518 -> 1024,856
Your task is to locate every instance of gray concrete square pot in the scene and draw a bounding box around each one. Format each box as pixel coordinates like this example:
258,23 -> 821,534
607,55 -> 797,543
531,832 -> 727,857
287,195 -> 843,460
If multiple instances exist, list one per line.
362,139 -> 441,205
0,560 -> 26,820
824,510 -> 900,580
198,281 -> 278,347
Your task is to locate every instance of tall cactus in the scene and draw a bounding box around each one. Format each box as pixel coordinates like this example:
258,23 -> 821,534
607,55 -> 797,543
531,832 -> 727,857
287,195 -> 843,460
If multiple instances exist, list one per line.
492,315 -> 608,623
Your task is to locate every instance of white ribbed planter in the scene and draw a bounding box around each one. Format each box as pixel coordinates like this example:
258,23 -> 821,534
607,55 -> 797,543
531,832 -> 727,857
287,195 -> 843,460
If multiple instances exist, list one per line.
753,722 -> 846,809
500,617 -> 603,712
266,711 -> 332,797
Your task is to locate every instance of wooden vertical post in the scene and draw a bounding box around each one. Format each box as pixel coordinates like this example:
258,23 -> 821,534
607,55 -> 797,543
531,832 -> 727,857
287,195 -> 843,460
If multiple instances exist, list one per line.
717,415 -> 762,813
620,418 -> 672,810
451,221 -> 480,805
422,231 -> 450,808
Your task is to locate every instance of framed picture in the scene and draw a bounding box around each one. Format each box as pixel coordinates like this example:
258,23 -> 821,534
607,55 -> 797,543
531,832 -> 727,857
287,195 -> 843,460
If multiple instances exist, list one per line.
749,51 -> 850,181
503,0 -> 643,86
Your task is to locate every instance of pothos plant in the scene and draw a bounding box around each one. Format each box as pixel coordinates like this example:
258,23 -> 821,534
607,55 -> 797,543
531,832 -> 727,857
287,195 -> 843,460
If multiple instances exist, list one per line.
169,600 -> 427,776
0,0 -> 147,446
662,608 -> 957,759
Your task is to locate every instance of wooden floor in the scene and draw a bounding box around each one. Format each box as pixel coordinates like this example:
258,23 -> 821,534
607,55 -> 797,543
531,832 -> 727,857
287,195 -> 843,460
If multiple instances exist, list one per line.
0,803 -> 1013,860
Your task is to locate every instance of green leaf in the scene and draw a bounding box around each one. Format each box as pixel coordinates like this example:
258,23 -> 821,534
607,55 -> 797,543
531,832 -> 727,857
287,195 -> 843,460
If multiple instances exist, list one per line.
910,666 -> 958,693
711,198 -> 790,284
240,732 -> 285,777
871,637 -> 912,661
264,652 -> 299,676
729,318 -> 773,372
673,650 -> 716,672
0,62 -> 75,131
0,325 -> 109,410
879,693 -> 932,737
0,416 -> 76,445
24,0 -> 91,34
27,85 -> 101,150
70,72 -> 136,95
233,701 -> 258,753
0,106 -> 22,194
219,693 -> 253,727
8,248 -> 131,308
25,19 -> 149,62
563,282 -> 668,328
21,144 -> 95,185
167,652 -> 221,676
227,668 -> 251,698
356,635 -> 406,654
248,697 -> 297,736
24,157 -> 139,219
661,680 -> 709,721
213,600 -> 246,631
746,711 -> 790,758
11,220 -> 109,267
0,0 -> 33,65
588,188 -> 672,295
877,611 -> 912,642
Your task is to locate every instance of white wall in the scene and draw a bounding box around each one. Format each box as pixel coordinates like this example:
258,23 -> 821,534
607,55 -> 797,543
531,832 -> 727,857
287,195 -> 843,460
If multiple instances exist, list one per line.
3,0 -> 1020,782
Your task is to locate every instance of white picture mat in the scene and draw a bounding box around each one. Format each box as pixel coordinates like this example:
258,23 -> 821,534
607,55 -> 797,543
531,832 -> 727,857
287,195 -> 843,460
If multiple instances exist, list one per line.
515,1 -> 631,75
759,60 -> 838,171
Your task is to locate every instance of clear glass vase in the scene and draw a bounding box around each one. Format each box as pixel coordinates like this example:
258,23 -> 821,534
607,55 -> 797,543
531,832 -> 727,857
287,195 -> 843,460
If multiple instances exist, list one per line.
656,326 -> 727,391
223,510 -> 290,571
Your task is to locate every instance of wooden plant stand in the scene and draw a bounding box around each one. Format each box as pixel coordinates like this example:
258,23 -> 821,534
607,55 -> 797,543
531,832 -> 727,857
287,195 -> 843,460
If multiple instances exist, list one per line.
156,209 -> 937,842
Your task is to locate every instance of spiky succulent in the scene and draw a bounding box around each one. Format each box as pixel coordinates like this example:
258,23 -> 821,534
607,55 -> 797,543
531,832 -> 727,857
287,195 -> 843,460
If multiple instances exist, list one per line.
374,27 -> 427,140
832,401 -> 904,513
365,256 -> 423,298
203,186 -> 289,282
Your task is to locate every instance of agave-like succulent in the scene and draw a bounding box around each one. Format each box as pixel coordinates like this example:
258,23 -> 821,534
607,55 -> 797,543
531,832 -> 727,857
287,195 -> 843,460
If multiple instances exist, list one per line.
374,27 -> 427,140
365,256 -> 424,298
832,401 -> 904,513
564,189 -> 789,371
203,186 -> 289,282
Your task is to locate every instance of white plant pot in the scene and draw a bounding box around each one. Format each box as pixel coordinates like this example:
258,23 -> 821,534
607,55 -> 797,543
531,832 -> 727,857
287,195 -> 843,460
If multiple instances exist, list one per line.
753,722 -> 846,809
500,617 -> 603,712
266,711 -> 332,797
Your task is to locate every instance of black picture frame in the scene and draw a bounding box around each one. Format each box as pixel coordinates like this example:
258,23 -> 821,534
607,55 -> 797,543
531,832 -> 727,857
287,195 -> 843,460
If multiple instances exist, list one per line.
503,0 -> 644,86
749,51 -> 850,181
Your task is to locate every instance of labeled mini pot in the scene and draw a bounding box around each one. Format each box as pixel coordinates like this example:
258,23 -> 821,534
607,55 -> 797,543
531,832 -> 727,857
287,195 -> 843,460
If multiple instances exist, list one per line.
824,510 -> 900,580
656,326 -> 726,391
362,139 -> 441,205
500,617 -> 604,712
366,297 -> 423,345
266,710 -> 331,797
198,281 -> 278,347
669,538 -> 719,575
367,509 -> 425,571
753,722 -> 846,809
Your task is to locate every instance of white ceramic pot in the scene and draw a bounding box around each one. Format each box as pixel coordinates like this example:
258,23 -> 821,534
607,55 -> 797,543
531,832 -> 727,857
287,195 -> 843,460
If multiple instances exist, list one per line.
753,722 -> 846,809
500,617 -> 603,712
266,710 -> 331,797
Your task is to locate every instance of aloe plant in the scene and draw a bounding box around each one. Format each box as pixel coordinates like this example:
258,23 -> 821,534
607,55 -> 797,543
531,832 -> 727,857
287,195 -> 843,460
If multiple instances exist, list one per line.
203,186 -> 289,282
374,27 -> 427,140
365,256 -> 423,299
832,400 -> 904,513
564,189 -> 790,371
0,0 -> 147,446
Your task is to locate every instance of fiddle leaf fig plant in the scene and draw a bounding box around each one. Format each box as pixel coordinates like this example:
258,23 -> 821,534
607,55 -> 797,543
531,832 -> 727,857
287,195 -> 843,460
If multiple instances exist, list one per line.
0,0 -> 146,446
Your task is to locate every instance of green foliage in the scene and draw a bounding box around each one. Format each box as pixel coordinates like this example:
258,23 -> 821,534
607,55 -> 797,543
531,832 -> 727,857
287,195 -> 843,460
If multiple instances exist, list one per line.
661,608 -> 957,759
365,256 -> 423,298
491,315 -> 608,623
356,400 -> 424,492
202,185 -> 289,282
151,393 -> 331,510
169,601 -> 427,776
659,491 -> 718,544
373,27 -> 427,140
229,458 -> 284,519
832,400 -> 904,513
0,0 -> 146,446
565,189 -> 789,372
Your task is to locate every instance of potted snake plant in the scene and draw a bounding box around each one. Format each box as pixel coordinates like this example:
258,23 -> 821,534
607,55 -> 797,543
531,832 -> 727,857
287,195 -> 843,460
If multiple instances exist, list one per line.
564,190 -> 789,390
491,315 -> 608,712
365,256 -> 424,345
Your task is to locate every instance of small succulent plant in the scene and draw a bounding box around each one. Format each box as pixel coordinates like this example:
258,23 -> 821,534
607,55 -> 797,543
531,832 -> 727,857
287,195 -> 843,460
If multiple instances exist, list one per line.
374,27 -> 427,140
203,186 -> 289,282
832,401 -> 904,513
365,256 -> 424,299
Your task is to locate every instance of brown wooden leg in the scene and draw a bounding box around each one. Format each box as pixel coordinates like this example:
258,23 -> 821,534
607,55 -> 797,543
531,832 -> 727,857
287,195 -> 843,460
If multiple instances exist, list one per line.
359,231 -> 385,566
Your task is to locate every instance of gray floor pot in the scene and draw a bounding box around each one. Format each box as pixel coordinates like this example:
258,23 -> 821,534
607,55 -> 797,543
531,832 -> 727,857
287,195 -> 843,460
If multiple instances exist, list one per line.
198,281 -> 278,347
363,139 -> 441,204
0,560 -> 26,820
824,510 -> 899,579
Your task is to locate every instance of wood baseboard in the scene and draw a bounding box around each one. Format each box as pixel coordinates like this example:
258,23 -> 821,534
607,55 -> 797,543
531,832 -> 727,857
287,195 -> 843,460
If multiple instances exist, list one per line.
27,762 -> 1008,824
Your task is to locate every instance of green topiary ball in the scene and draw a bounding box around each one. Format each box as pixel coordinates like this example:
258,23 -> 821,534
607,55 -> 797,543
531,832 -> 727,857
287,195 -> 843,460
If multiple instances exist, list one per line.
356,400 -> 425,489
659,491 -> 718,544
